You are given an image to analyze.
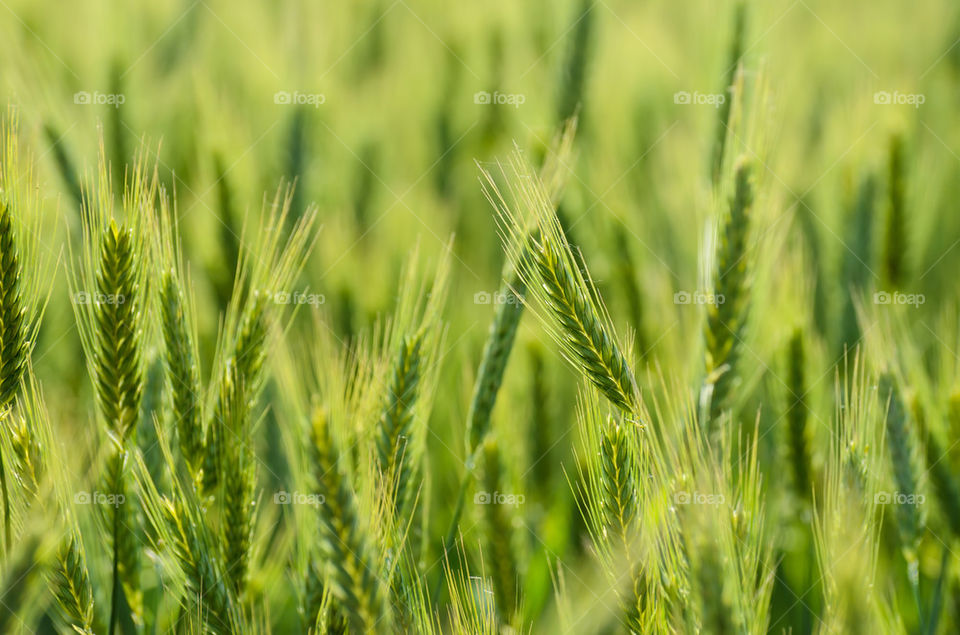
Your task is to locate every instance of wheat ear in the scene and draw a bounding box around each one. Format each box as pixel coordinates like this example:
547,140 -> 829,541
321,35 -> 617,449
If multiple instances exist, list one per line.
702,159 -> 754,432
311,407 -> 390,631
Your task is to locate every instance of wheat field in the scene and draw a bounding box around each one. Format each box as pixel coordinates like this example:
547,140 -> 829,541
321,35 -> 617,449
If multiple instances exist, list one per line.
0,0 -> 958,633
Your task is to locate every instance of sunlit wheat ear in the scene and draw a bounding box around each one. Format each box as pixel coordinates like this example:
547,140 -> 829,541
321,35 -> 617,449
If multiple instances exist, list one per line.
701,158 -> 754,434
466,123 -> 575,457
50,534 -> 95,634
574,390 -> 657,632
0,112 -> 53,552
311,407 -> 391,632
482,146 -> 639,415
70,144 -> 158,633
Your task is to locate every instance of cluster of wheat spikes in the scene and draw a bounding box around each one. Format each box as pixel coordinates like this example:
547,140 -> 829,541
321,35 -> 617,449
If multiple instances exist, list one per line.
0,15 -> 958,626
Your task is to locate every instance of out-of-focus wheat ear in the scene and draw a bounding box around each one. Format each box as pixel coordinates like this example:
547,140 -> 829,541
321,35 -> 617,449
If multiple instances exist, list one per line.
202,291 -> 268,494
466,265 -> 526,457
376,332 -> 424,514
911,397 -> 960,538
156,195 -> 204,479
217,366 -> 256,594
883,133 -> 907,288
692,535 -> 737,634
160,271 -> 203,476
711,1 -> 747,185
556,0 -> 594,123
50,535 -> 95,634
479,436 -> 518,621
879,374 -> 925,573
311,406 -> 391,632
838,174 -> 875,353
612,226 -> 647,357
786,329 -> 813,504
134,434 -> 243,634
0,528 -> 50,631
701,158 -> 754,435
